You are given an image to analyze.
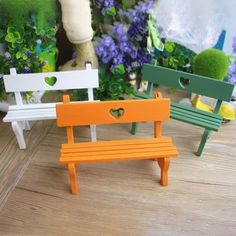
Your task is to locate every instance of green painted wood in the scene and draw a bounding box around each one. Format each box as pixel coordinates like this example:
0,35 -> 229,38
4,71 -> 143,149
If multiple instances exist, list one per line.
170,112 -> 220,131
131,122 -> 138,135
171,108 -> 222,127
171,102 -> 223,120
213,100 -> 223,114
196,129 -> 211,156
142,64 -> 234,101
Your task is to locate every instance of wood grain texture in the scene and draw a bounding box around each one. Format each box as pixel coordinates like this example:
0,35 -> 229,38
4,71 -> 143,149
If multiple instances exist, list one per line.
0,89 -> 236,236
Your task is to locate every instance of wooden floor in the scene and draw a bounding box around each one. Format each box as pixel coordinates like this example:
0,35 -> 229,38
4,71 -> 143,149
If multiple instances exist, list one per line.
0,91 -> 236,236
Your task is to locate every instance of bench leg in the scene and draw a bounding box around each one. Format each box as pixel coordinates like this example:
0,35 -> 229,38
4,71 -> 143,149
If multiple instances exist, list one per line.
157,158 -> 170,186
11,121 -> 26,149
25,121 -> 31,131
131,122 -> 139,135
196,129 -> 211,157
68,163 -> 78,195
90,125 -> 97,142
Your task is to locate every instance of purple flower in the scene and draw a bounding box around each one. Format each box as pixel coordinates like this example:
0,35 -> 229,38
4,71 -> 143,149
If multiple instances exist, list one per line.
94,0 -> 115,15
24,50 -> 31,58
96,36 -> 118,63
22,66 -> 31,73
228,62 -> 236,85
233,37 -> 236,54
112,24 -> 128,42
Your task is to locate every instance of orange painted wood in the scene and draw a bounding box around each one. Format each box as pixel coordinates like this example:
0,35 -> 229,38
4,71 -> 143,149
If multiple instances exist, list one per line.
68,163 -> 78,194
56,97 -> 170,127
62,137 -> 172,149
60,149 -> 178,164
56,93 -> 179,194
157,158 -> 170,186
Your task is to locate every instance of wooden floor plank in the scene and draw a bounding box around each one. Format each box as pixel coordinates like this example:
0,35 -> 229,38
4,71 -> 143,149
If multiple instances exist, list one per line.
0,117 -> 54,210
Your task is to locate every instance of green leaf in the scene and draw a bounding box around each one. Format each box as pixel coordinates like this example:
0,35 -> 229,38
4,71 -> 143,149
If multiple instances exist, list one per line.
112,64 -> 125,75
165,42 -> 176,53
16,51 -> 22,59
7,26 -> 15,34
104,6 -> 116,16
5,33 -> 15,43
22,54 -> 28,60
122,0 -> 136,10
147,36 -> 152,50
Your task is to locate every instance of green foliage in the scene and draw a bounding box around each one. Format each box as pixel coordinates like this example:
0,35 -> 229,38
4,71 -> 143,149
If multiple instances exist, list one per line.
72,66 -> 135,101
0,0 -> 58,35
156,40 -> 196,73
0,0 -> 58,101
193,48 -> 229,80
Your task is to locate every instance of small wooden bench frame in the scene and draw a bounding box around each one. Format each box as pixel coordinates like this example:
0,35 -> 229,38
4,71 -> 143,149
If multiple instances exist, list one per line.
3,64 -> 99,149
131,64 -> 234,156
56,93 -> 179,195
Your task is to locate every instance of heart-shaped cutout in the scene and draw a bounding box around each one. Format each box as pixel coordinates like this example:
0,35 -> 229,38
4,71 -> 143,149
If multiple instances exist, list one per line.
179,77 -> 190,88
110,108 -> 125,119
44,76 -> 57,86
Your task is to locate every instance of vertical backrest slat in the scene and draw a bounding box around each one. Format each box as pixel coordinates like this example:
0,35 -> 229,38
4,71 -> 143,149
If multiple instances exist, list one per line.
154,93 -> 163,138
10,68 -> 23,105
86,64 -> 94,102
63,96 -> 74,144
56,96 -> 170,127
213,100 -> 223,114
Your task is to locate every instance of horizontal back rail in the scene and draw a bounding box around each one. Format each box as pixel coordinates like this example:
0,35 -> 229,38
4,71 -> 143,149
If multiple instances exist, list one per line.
143,64 -> 234,101
56,97 -> 170,127
3,68 -> 99,92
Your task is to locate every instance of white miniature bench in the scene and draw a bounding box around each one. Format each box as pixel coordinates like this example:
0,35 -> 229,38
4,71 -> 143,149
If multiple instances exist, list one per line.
3,64 -> 99,149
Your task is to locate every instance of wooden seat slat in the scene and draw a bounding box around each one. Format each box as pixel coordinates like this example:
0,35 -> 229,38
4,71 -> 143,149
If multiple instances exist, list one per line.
171,109 -> 222,127
60,149 -> 178,164
171,111 -> 220,131
9,103 -> 57,110
61,145 -> 177,158
171,102 -> 222,119
61,142 -> 173,154
62,137 -> 172,149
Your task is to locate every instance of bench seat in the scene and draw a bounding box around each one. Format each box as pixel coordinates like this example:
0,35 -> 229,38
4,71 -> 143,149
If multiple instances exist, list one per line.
3,103 -> 57,122
134,94 -> 223,131
60,137 -> 178,164
171,102 -> 223,131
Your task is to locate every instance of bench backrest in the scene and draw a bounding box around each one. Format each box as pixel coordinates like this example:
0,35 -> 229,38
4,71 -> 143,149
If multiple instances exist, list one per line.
56,93 -> 170,143
57,94 -> 170,127
142,64 -> 234,102
3,64 -> 99,105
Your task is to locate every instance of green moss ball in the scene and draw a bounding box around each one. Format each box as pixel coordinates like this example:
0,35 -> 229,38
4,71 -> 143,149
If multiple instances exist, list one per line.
193,48 -> 229,80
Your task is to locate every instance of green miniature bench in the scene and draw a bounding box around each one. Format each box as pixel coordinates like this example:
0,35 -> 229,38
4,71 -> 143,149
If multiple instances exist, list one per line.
131,64 -> 234,156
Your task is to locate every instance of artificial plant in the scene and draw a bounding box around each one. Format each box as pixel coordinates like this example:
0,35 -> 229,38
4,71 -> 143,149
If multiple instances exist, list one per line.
193,48 -> 229,81
0,0 -> 58,101
156,40 -> 196,73
228,37 -> 236,86
81,0 -> 164,101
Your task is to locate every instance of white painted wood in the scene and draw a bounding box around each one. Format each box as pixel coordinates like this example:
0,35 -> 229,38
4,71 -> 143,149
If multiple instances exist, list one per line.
11,121 -> 26,149
2,65 -> 99,149
4,69 -> 99,92
86,63 -> 97,142
10,68 -> 23,105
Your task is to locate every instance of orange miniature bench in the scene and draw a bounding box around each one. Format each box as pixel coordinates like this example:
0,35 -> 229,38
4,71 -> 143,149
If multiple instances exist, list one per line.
56,93 -> 179,194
